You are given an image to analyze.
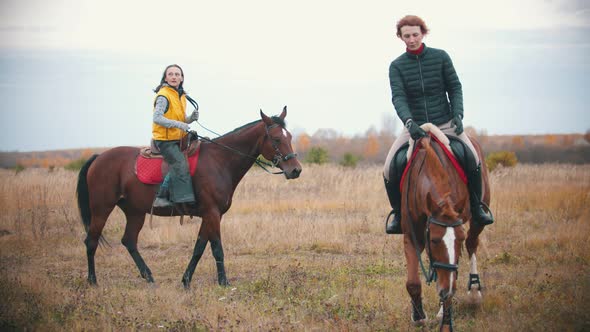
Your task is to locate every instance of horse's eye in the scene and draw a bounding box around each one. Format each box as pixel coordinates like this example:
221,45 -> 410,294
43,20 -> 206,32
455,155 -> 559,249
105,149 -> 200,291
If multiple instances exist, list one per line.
431,238 -> 441,245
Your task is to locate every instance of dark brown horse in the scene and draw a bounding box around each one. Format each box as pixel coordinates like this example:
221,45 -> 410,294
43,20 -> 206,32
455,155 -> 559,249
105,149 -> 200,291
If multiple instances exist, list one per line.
77,107 -> 302,287
401,126 -> 490,332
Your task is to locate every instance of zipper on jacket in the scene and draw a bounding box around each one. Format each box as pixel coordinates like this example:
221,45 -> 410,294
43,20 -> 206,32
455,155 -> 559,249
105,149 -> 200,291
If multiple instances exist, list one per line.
417,55 -> 430,123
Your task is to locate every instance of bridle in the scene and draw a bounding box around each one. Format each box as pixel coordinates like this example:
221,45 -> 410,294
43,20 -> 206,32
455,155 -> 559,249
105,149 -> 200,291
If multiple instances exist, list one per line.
409,215 -> 463,284
405,137 -> 464,284
264,123 -> 298,167
192,121 -> 297,175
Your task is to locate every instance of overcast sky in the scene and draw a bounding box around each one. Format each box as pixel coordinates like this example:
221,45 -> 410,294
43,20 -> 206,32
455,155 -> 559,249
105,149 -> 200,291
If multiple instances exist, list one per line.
1,0 -> 589,151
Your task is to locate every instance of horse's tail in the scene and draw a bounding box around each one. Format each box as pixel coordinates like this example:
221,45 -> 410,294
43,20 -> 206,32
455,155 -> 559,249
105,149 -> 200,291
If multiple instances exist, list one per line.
77,154 -> 99,234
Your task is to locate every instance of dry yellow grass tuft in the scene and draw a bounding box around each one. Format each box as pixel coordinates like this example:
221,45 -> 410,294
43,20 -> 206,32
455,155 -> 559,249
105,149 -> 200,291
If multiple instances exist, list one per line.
0,163 -> 589,330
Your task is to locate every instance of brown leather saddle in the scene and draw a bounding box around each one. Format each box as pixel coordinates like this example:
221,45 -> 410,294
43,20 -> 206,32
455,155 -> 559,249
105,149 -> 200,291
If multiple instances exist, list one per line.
140,135 -> 201,159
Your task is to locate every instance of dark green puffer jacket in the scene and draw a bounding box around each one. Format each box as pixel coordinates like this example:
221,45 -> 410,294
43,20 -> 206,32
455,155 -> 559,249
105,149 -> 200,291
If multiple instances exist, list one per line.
388,44 -> 463,126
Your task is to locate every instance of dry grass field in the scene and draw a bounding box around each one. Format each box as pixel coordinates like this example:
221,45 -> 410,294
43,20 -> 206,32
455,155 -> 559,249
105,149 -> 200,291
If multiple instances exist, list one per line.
0,163 -> 589,331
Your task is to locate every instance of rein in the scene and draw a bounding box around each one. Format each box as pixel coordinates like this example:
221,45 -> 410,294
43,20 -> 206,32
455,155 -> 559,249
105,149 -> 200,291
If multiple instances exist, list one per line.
192,121 -> 296,175
408,212 -> 463,285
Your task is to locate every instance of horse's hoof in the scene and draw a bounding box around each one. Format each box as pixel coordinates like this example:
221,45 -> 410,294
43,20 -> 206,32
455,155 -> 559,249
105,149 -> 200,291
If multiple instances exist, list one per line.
440,323 -> 453,332
467,289 -> 483,305
218,279 -> 230,287
411,318 -> 427,327
436,306 -> 444,320
182,280 -> 191,290
87,277 -> 97,285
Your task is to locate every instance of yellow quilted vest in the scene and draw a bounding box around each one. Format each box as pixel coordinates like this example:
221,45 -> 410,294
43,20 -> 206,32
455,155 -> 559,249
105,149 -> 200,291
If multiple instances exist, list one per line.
152,86 -> 187,141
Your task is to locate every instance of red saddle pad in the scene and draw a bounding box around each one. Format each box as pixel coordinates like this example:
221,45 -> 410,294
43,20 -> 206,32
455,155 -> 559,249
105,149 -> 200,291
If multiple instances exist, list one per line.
135,147 -> 201,185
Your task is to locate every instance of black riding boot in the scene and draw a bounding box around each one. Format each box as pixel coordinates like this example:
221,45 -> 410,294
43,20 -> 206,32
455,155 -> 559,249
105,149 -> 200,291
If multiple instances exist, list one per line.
384,177 -> 402,234
467,164 -> 494,226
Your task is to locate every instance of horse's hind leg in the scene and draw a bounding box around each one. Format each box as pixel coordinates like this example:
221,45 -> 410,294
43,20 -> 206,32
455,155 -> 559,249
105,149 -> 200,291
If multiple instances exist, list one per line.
120,209 -> 154,283
465,222 -> 485,303
85,208 -> 113,285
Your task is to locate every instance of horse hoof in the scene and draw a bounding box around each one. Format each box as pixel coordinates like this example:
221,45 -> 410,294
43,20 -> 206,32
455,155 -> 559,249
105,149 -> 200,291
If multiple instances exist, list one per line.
182,280 -> 191,290
467,289 -> 483,305
87,277 -> 97,285
440,323 -> 453,332
436,306 -> 444,320
412,318 -> 427,327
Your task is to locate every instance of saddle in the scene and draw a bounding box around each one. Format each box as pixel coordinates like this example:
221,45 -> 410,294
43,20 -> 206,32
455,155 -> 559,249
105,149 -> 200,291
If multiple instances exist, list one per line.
391,125 -> 469,192
135,139 -> 202,185
140,135 -> 201,159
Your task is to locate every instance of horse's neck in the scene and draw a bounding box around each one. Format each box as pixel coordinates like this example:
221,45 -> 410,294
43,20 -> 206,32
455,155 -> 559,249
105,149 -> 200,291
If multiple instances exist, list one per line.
214,122 -> 264,184
413,142 -> 453,213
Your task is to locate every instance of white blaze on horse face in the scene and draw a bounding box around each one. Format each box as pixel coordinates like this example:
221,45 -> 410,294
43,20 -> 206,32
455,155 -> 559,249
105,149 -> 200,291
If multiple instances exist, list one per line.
282,128 -> 288,138
443,227 -> 456,287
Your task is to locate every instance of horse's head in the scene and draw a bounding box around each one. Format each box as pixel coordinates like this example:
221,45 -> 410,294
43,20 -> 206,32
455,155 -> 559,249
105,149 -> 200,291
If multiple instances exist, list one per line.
259,106 -> 302,179
420,137 -> 467,300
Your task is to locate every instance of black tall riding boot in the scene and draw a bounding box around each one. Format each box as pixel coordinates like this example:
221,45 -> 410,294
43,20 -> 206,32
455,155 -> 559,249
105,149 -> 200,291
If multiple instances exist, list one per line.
467,164 -> 494,226
384,177 -> 402,234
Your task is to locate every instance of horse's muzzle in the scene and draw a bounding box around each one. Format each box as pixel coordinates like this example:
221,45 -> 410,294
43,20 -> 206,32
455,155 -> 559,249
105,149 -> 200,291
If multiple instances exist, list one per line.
285,167 -> 302,179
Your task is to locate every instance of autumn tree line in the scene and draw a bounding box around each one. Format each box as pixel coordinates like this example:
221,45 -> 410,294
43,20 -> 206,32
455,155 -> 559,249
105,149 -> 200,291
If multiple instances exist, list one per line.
1,128 -> 589,170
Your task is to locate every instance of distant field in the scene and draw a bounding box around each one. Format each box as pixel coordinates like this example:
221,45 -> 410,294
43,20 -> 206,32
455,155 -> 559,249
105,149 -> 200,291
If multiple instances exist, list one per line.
0,164 -> 589,331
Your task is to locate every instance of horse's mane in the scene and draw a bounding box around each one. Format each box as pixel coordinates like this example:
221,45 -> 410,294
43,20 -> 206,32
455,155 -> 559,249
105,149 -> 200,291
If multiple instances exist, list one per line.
419,137 -> 459,219
407,124 -> 451,159
213,116 -> 286,141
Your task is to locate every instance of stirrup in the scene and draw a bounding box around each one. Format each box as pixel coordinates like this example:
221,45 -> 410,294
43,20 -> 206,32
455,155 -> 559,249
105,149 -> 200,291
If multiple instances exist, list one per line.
473,202 -> 494,226
153,197 -> 172,208
385,210 -> 402,234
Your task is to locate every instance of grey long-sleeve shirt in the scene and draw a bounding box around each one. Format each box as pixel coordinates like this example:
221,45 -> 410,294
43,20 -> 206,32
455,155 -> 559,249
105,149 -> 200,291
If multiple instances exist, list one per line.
152,96 -> 192,131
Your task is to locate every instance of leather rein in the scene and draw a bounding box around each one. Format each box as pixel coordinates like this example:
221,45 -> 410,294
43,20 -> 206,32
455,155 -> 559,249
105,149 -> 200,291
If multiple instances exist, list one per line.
192,122 -> 297,175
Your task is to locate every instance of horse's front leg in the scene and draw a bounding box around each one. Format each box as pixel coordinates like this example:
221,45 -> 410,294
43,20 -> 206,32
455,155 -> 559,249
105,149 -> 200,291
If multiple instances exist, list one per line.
465,222 -> 485,304
210,236 -> 229,286
181,229 -> 209,289
438,295 -> 454,332
404,234 -> 426,325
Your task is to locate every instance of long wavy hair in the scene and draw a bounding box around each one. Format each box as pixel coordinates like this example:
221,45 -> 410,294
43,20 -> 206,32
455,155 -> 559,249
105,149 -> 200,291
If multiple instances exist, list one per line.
153,64 -> 185,95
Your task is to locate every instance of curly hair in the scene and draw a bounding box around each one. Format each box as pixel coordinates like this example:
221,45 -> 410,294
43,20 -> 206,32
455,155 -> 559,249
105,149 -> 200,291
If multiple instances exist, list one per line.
396,15 -> 429,37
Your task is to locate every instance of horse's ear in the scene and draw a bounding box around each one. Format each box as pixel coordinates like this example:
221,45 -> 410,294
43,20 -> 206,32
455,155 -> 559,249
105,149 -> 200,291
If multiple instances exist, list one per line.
280,106 -> 287,119
260,109 -> 273,126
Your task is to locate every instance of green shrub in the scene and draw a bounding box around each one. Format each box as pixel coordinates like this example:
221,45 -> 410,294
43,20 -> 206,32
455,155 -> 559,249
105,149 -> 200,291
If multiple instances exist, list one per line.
14,164 -> 25,174
305,147 -> 329,165
64,158 -> 88,171
486,151 -> 518,172
339,153 -> 361,168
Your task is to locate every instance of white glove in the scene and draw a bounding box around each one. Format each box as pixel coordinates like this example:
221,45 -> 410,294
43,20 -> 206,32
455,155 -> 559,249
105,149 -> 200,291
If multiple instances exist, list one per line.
179,122 -> 190,132
189,110 -> 199,123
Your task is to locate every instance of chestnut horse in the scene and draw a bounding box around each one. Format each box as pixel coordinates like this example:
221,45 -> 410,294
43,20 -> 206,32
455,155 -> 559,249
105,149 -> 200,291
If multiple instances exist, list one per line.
77,107 -> 302,287
401,127 -> 489,331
